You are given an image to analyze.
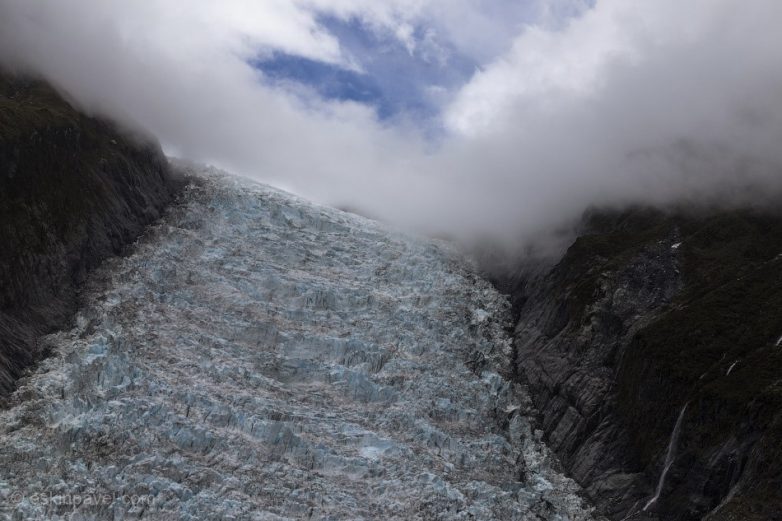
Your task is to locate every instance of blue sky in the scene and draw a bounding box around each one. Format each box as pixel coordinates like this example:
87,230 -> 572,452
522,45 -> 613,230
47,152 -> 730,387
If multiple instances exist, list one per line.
251,2 -> 596,127
254,15 -> 478,123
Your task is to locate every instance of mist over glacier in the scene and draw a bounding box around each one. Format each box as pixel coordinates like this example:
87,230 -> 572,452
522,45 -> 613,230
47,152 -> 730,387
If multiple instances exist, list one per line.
1,0 -> 781,243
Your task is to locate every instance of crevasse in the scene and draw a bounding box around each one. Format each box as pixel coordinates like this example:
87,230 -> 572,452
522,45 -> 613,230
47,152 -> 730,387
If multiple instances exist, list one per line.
0,171 -> 598,521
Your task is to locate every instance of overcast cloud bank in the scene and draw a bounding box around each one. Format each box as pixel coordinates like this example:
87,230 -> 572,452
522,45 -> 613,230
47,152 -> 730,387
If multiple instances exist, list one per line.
1,0 -> 781,246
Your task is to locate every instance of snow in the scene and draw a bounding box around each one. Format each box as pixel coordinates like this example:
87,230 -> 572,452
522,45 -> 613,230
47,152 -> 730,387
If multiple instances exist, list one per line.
0,171 -> 597,520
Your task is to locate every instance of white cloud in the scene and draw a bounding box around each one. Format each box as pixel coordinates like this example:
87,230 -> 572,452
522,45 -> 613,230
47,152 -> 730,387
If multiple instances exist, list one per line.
435,0 -> 782,237
446,1 -> 635,135
1,0 -> 781,248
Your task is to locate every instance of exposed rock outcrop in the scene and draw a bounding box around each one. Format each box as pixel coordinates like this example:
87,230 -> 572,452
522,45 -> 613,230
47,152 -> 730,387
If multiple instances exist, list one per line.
494,208 -> 782,520
0,73 -> 181,395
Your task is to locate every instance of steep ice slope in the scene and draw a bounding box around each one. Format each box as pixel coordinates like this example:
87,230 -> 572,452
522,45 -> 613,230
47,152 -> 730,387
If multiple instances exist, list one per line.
0,171 -> 597,521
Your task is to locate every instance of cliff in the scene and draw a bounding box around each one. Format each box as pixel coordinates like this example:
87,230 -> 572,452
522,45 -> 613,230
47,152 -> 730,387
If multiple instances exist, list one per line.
0,73 -> 181,395
495,207 -> 782,520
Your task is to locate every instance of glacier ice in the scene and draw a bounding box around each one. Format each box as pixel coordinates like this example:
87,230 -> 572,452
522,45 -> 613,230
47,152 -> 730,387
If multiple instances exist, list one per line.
0,171 -> 599,520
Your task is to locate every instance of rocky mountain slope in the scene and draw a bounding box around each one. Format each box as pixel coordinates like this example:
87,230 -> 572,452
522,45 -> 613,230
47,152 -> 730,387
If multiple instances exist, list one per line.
0,170 -> 600,520
495,207 -> 782,520
0,73 -> 181,395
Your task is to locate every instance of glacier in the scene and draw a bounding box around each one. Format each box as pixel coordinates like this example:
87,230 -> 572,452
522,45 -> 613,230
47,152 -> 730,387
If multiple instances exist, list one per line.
0,170 -> 598,521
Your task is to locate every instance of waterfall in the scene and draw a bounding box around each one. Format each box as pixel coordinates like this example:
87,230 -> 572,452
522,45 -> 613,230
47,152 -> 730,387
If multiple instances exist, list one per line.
643,403 -> 689,512
726,361 -> 738,376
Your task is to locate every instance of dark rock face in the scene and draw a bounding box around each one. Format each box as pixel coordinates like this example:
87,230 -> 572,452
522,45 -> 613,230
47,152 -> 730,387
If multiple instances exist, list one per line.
0,73 -> 181,395
494,208 -> 782,520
